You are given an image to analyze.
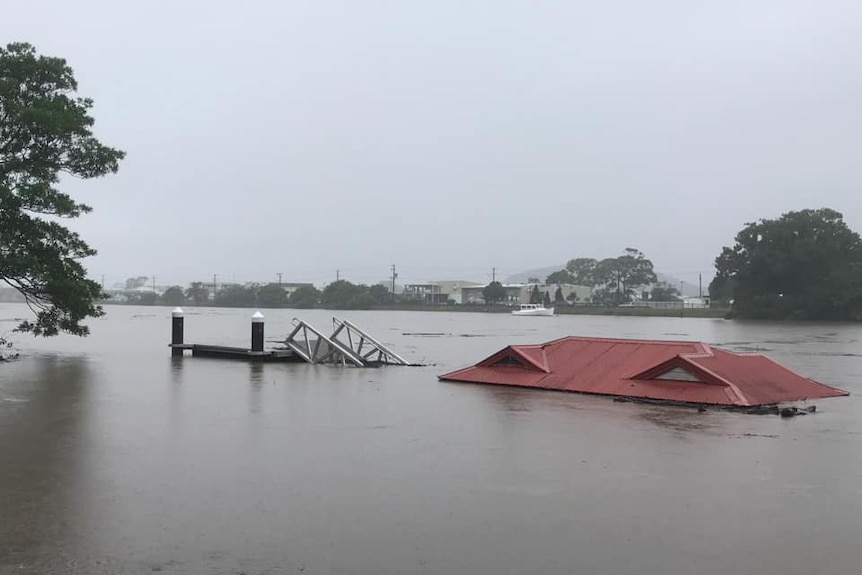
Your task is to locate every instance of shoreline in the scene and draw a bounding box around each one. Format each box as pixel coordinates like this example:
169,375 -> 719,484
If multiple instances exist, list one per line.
98,301 -> 729,319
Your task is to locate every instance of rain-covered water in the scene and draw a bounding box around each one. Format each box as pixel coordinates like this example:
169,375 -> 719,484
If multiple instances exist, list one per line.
2,304 -> 861,574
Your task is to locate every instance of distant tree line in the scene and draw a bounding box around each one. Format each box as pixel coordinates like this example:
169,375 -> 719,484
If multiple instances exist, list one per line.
119,280 -> 401,310
112,208 -> 862,321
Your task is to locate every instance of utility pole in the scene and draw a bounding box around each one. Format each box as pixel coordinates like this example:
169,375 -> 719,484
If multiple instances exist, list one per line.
492,267 -> 496,283
390,264 -> 398,301
213,274 -> 218,299
101,275 -> 105,289
699,273 -> 702,298
336,269 -> 340,282
152,276 -> 156,294
277,272 -> 283,285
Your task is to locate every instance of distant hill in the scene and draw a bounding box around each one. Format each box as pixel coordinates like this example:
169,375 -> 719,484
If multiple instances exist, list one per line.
504,266 -> 561,285
506,266 -> 702,296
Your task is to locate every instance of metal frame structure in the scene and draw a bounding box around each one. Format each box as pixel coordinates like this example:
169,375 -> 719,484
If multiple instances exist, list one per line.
330,317 -> 411,366
282,317 -> 412,366
283,319 -> 365,366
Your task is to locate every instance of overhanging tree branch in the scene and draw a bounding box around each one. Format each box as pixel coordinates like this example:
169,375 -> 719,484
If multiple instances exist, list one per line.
0,42 -> 124,336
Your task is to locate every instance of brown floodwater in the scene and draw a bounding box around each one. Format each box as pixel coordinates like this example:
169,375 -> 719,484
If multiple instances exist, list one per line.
1,304 -> 861,574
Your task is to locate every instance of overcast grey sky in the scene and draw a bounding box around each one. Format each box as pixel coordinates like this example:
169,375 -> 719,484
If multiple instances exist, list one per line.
4,1 -> 861,287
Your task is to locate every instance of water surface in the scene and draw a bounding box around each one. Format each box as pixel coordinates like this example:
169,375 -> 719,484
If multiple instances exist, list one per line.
2,305 -> 861,574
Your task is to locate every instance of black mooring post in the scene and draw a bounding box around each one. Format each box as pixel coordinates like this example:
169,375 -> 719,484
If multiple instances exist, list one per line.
171,307 -> 184,357
251,311 -> 264,352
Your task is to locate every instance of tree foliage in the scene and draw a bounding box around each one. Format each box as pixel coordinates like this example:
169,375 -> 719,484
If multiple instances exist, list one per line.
369,284 -> 390,304
710,208 -> 862,320
545,269 -> 573,285
542,291 -> 551,307
161,286 -> 185,306
595,249 -> 657,304
554,286 -> 564,305
565,258 -> 600,286
214,285 -> 257,308
649,283 -> 679,302
529,284 -> 542,304
320,280 -> 379,309
125,276 -> 149,290
0,43 -> 124,336
185,282 -> 210,305
549,251 -> 658,305
482,281 -> 507,304
257,283 -> 288,308
288,285 -> 321,308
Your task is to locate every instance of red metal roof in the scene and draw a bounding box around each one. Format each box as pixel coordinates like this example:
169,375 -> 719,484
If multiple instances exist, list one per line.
439,336 -> 848,406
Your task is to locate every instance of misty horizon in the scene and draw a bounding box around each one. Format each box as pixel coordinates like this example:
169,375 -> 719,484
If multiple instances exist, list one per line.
4,1 -> 860,290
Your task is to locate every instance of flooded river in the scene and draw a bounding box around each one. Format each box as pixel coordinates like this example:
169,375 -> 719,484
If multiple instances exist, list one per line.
2,304 -> 861,574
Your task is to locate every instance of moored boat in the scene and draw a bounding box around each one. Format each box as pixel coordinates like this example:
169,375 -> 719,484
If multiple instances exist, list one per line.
511,304 -> 555,316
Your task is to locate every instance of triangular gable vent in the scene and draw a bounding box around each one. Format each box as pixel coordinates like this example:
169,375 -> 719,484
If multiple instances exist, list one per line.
652,366 -> 704,382
479,346 -> 550,373
492,355 -> 528,368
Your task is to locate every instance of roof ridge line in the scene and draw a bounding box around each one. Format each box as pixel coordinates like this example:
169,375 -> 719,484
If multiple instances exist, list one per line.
557,335 -> 706,346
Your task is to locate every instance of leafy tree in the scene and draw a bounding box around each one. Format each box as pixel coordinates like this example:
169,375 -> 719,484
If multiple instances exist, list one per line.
711,208 -> 862,320
545,269 -> 573,285
529,284 -> 542,304
257,283 -> 288,308
185,282 -> 210,305
565,258 -> 599,286
288,285 -> 321,308
214,285 -> 257,308
596,250 -> 657,304
482,281 -> 507,304
543,291 -> 551,307
650,283 -> 679,302
369,284 -> 390,305
1,43 -> 124,336
161,286 -> 185,306
321,280 -> 374,309
125,276 -> 149,290
566,292 -> 578,304
554,286 -> 565,305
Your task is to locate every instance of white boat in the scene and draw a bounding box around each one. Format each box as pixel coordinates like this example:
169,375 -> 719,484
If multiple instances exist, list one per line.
511,303 -> 555,316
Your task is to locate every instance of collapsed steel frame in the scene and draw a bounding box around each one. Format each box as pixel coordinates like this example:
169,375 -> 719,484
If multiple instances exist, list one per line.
282,317 -> 411,366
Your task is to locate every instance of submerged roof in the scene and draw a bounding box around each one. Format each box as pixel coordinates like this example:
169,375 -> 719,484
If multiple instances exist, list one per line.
439,336 -> 848,406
